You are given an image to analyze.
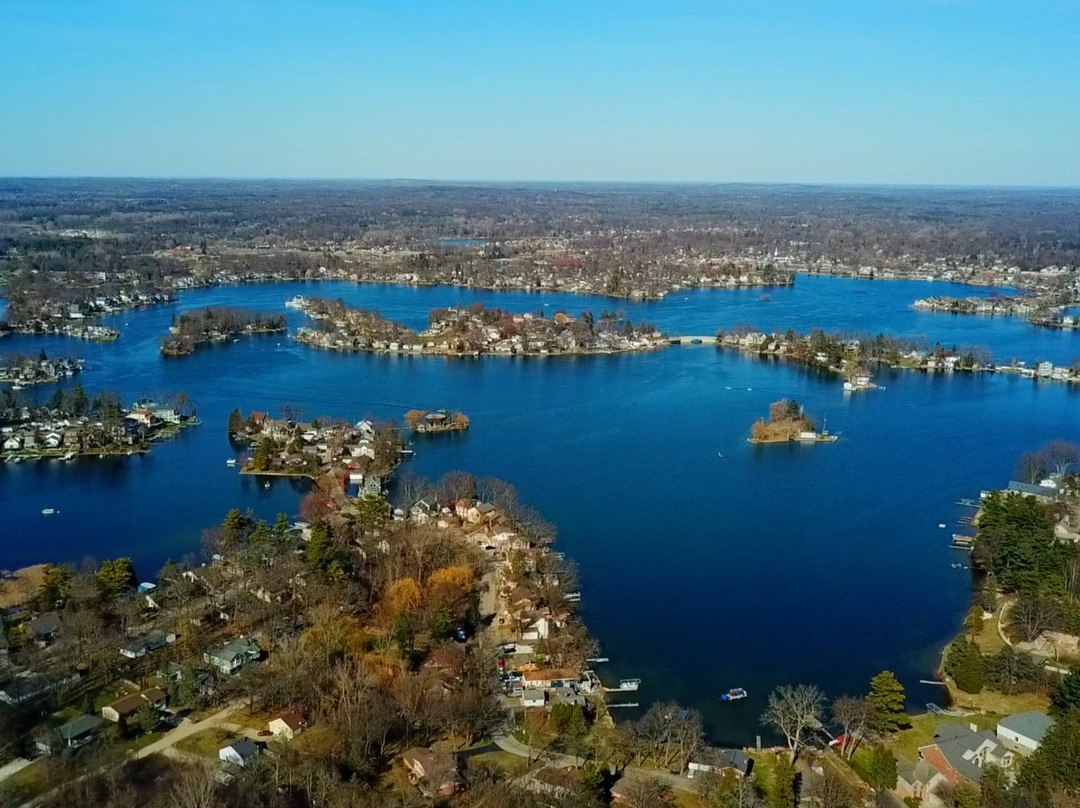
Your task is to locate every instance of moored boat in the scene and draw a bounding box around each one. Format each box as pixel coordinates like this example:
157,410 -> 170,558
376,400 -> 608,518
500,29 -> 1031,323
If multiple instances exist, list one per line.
721,687 -> 748,702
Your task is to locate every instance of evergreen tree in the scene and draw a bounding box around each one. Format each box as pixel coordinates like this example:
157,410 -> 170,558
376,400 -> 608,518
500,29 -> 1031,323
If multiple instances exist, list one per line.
944,635 -> 985,694
1051,669 -> 1080,715
768,755 -> 796,808
864,744 -> 898,791
38,563 -> 72,610
867,671 -> 906,731
69,382 -> 89,416
963,605 -> 984,636
95,557 -> 137,602
227,407 -> 244,435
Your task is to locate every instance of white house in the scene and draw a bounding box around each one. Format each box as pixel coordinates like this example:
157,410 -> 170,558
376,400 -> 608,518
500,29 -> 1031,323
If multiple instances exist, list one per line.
219,737 -> 259,767
268,712 -> 306,740
997,712 -> 1054,753
522,689 -> 546,708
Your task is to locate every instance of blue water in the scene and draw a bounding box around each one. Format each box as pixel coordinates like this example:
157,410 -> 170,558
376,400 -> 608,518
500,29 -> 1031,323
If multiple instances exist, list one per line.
2,274 -> 1078,744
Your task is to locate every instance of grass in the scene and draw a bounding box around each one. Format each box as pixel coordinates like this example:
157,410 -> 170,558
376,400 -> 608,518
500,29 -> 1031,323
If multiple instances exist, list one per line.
175,727 -> 233,760
7,759 -> 50,803
466,750 -> 530,776
119,730 -> 167,754
943,683 -> 1049,717
228,707 -> 277,732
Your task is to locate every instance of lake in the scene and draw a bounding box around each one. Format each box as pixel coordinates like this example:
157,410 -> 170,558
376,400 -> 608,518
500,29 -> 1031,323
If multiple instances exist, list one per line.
2,274 -> 1078,744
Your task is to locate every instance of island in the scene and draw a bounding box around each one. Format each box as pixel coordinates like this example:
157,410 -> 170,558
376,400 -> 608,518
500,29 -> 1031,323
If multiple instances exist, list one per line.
160,307 -> 287,357
0,352 -> 83,386
749,399 -> 836,444
294,298 -> 667,356
405,408 -> 470,433
913,293 -> 1078,330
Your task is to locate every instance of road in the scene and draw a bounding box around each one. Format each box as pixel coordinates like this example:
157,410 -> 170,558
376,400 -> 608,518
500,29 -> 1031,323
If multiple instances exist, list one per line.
18,701 -> 243,808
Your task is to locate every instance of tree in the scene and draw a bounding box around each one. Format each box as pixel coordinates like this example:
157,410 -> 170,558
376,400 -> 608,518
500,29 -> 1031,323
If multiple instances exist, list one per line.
1043,439 -> 1080,476
95,557 -> 137,602
1021,706 -> 1080,792
761,684 -> 824,762
768,754 -> 796,808
945,635 -> 985,694
1051,669 -> 1080,715
807,767 -> 859,808
227,408 -> 243,435
38,563 -> 72,610
831,696 -> 873,759
964,604 -> 984,636
1016,452 -> 1047,484
867,671 -> 906,732
864,744 -> 898,791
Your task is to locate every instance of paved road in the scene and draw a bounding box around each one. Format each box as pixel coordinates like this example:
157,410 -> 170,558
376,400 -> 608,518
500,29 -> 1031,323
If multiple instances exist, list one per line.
492,733 -> 696,794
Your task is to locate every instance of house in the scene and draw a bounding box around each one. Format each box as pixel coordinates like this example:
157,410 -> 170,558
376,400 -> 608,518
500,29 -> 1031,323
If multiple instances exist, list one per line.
268,711 -> 306,740
102,694 -> 147,723
219,737 -> 259,768
896,759 -> 949,807
688,748 -> 753,778
2,436 -> 20,452
28,612 -> 62,646
203,637 -> 261,675
1006,481 -> 1056,502
401,747 -> 461,798
521,766 -> 578,799
918,723 -> 1015,786
997,712 -> 1054,754
522,668 -> 578,689
522,689 -> 547,708
56,714 -> 104,750
1037,361 -> 1054,378
119,631 -> 175,659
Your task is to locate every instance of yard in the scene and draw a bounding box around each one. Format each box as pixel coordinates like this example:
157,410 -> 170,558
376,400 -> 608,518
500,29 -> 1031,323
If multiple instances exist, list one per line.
175,727 -> 233,760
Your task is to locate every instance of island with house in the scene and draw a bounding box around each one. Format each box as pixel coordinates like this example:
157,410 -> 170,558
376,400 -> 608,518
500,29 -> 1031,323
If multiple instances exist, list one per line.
405,409 -> 470,434
0,353 -> 83,387
159,306 -> 287,357
749,399 -> 836,445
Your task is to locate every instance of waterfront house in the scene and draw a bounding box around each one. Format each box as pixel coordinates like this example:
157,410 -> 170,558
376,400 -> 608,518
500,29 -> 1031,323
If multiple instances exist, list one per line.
269,711 -> 306,740
219,737 -> 259,768
203,637 -> 261,675
1006,480 -> 1056,502
918,723 -> 1014,786
522,668 -> 578,689
895,759 -> 948,807
1037,361 -> 1054,378
2,436 -> 20,452
688,748 -> 753,778
997,712 -> 1053,754
401,747 -> 461,798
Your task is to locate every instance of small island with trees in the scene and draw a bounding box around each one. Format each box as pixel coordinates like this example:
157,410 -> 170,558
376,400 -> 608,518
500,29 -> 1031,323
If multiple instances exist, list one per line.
405,409 -> 470,433
749,399 -> 837,444
160,307 -> 287,357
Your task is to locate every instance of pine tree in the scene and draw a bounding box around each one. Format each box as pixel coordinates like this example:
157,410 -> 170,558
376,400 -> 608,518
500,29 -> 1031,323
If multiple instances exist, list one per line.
945,635 -> 985,694
768,754 -> 796,808
1051,669 -> 1080,715
227,407 -> 244,435
868,671 -> 906,731
865,744 -> 898,790
95,557 -> 137,601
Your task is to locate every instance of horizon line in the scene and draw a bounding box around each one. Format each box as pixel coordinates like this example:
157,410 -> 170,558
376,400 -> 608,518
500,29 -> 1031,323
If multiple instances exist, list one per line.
1,175 -> 1079,192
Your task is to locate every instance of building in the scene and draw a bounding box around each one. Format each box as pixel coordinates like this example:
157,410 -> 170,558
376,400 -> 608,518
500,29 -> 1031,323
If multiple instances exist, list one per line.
28,613 -> 62,647
268,711 -> 306,740
203,637 -> 261,675
401,747 -> 461,798
918,723 -> 1015,786
0,671 -> 57,705
997,712 -> 1054,754
119,631 -> 175,659
896,759 -> 948,807
521,689 -> 547,708
101,689 -> 166,723
219,737 -> 259,768
522,668 -> 578,689
688,748 -> 753,778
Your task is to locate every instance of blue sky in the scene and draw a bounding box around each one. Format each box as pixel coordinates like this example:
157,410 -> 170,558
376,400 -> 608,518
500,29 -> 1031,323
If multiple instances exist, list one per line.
2,0 -> 1078,184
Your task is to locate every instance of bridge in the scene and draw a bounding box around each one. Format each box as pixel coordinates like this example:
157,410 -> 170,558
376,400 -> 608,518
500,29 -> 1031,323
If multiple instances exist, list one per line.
668,335 -> 719,345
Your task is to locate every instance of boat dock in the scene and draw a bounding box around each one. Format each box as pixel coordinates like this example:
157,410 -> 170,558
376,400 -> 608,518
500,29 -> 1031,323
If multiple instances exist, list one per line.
956,498 -> 980,508
604,678 -> 641,693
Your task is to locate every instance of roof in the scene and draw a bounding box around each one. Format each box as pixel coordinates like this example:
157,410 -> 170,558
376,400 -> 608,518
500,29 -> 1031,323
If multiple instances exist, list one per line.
930,724 -> 1003,783
207,637 -> 260,662
272,711 -> 305,731
523,668 -> 577,682
142,687 -> 166,703
999,712 -> 1053,743
1007,481 -> 1053,497
223,737 -> 258,760
106,694 -> 147,717
58,714 -> 103,741
29,613 -> 61,636
898,759 -> 942,787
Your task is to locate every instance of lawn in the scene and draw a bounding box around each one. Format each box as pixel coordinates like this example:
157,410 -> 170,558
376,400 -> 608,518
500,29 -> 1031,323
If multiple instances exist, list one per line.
887,712 -> 999,763
176,727 -> 234,760
6,759 -> 50,803
465,749 -> 530,776
943,684 -> 1049,717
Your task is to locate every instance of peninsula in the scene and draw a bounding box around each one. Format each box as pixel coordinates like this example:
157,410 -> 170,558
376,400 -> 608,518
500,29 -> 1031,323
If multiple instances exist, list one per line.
0,352 -> 83,386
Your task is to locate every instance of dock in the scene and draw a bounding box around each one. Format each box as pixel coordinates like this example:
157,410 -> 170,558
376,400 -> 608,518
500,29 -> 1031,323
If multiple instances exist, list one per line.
603,678 -> 641,693
956,498 -> 979,507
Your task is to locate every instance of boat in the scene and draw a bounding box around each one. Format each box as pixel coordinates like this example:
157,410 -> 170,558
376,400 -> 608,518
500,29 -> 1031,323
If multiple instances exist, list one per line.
41,508 -> 57,516
226,458 -> 237,466
938,523 -> 946,529
759,294 -> 772,303
11,384 -> 24,391
284,295 -> 307,309
721,687 -> 748,702
264,481 -> 271,489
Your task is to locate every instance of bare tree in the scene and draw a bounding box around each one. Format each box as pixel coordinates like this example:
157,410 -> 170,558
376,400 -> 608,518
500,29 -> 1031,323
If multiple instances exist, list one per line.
1015,451 -> 1047,484
1011,596 -> 1056,643
615,776 -> 667,808
1043,439 -> 1080,476
168,762 -> 223,808
831,696 -> 874,759
761,684 -> 825,762
807,767 -> 860,808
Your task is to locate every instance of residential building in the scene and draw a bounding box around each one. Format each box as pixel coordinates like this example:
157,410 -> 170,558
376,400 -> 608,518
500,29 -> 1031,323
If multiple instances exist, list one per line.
269,711 -> 306,740
896,759 -> 948,807
219,737 -> 259,768
203,637 -> 261,675
919,723 -> 1015,786
997,712 -> 1054,754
